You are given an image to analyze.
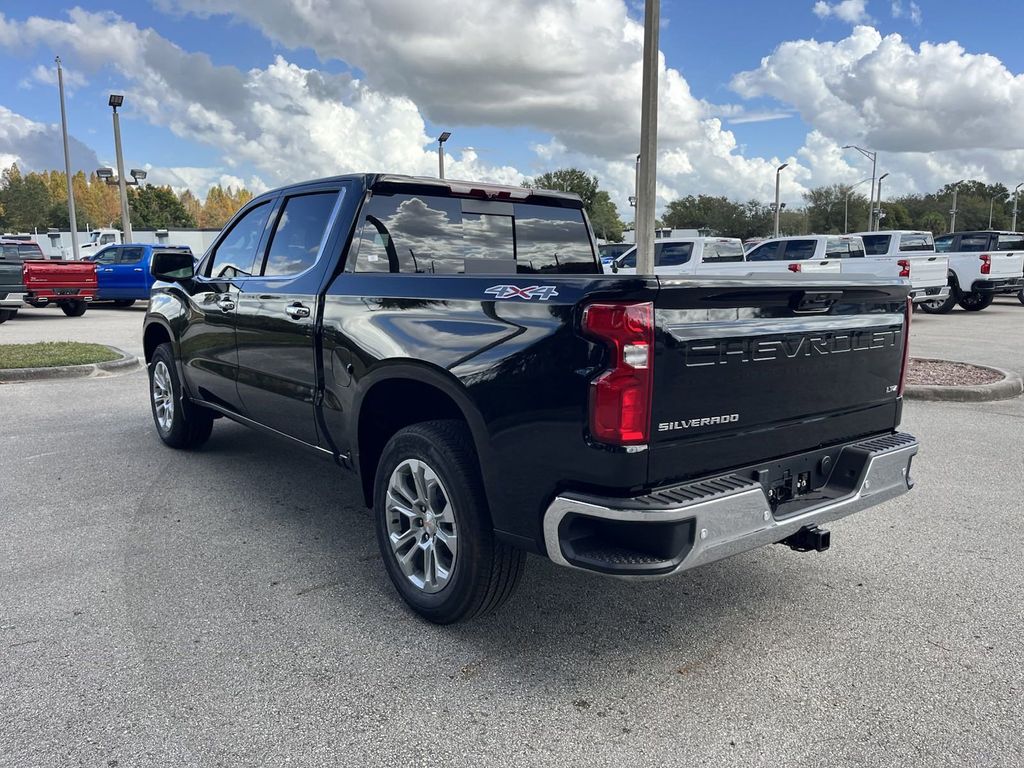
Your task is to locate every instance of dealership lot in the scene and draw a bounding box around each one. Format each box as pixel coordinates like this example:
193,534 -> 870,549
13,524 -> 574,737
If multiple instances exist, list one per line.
1,300 -> 1022,766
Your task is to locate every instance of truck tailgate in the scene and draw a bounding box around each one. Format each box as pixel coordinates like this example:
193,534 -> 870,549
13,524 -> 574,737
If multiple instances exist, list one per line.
906,254 -> 948,289
989,251 -> 1024,279
23,261 -> 98,292
648,275 -> 908,487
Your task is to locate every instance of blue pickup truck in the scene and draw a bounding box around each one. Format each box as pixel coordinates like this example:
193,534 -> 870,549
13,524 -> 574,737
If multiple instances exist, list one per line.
87,244 -> 193,306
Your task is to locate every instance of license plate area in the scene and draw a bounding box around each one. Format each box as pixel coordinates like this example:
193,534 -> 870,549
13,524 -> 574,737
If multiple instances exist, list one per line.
53,288 -> 80,295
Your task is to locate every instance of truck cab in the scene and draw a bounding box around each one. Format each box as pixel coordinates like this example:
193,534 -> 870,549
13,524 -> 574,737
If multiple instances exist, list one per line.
921,231 -> 1024,313
89,244 -> 193,306
78,228 -> 123,260
850,230 -> 950,304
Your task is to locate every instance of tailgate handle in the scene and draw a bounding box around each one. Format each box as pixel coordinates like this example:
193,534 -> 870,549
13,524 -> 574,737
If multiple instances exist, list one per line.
791,290 -> 841,314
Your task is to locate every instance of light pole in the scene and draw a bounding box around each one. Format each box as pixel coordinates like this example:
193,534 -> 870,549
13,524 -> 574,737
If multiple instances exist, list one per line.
773,162 -> 788,237
987,191 -> 1005,229
436,131 -> 451,179
949,179 -> 965,233
875,172 -> 890,229
107,94 -> 135,242
56,57 -> 80,260
842,145 -> 878,231
844,177 -> 871,234
634,0 -> 660,275
1012,182 -> 1023,232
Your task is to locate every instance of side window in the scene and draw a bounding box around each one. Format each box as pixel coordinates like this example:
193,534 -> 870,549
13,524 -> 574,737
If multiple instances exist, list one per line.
655,242 -> 693,266
747,241 -> 784,261
513,204 -> 594,274
205,202 -> 272,279
616,249 -> 637,269
959,235 -> 989,252
785,240 -> 817,260
899,233 -> 934,252
94,247 -> 119,264
934,236 -> 953,253
262,191 -> 339,277
100,234 -> 116,245
861,235 -> 890,255
119,247 -> 145,264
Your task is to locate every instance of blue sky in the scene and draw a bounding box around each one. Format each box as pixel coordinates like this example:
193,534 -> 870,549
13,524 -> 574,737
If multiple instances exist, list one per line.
2,0 -> 1023,214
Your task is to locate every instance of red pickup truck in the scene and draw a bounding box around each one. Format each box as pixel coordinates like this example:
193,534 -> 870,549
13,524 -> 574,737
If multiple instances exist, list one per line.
1,240 -> 98,316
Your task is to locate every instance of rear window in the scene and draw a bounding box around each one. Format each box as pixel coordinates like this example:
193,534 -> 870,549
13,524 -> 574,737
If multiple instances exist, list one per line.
825,238 -> 865,259
996,234 -> 1024,251
898,233 -> 935,252
861,235 -> 891,255
1,243 -> 44,261
1,244 -> 19,260
702,240 -> 745,262
351,193 -> 596,274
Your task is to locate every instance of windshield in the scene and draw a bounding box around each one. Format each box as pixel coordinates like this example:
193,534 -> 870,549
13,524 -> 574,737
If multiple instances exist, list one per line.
861,235 -> 891,255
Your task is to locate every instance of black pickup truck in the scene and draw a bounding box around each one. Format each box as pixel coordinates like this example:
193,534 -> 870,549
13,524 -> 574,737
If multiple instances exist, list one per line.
143,173 -> 918,623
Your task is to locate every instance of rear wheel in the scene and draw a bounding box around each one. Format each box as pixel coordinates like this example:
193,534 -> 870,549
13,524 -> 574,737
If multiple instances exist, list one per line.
373,420 -> 525,624
59,300 -> 87,317
0,308 -> 16,323
1017,289 -> 1023,306
149,342 -> 214,449
958,292 -> 994,312
918,289 -> 957,314
112,300 -> 136,308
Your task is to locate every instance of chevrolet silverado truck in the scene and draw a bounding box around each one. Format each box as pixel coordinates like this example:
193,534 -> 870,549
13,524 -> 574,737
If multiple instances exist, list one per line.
143,174 -> 919,623
852,231 -> 950,305
922,230 -> 1024,313
87,243 -> 193,306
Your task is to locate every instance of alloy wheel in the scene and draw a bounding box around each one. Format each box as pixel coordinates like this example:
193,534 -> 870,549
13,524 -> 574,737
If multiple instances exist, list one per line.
152,361 -> 175,432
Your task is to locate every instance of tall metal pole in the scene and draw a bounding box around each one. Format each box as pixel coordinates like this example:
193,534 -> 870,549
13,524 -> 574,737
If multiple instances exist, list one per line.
634,0 -> 660,275
949,180 -> 963,233
773,163 -> 787,237
56,57 -> 80,260
868,153 -> 877,231
438,143 -> 445,179
111,105 -> 133,242
876,172 -> 889,229
1012,183 -> 1023,232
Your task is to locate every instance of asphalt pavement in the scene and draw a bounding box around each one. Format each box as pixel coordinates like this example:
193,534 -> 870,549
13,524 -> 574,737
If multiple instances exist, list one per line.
1,299 -> 1022,767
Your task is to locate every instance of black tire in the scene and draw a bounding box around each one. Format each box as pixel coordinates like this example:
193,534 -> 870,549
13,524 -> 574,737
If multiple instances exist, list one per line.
0,308 -> 15,323
1017,289 -> 1023,306
149,342 -> 214,449
917,287 -> 958,314
958,291 -> 994,312
373,420 -> 525,624
59,300 -> 87,317
111,299 -> 136,308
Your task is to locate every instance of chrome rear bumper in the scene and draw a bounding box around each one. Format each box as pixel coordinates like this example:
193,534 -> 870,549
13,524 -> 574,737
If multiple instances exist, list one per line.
909,285 -> 950,303
543,433 -> 918,579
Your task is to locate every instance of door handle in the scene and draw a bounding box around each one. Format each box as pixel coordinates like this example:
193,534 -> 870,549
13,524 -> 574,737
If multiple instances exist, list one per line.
216,294 -> 235,311
285,303 -> 311,319
134,268 -> 143,272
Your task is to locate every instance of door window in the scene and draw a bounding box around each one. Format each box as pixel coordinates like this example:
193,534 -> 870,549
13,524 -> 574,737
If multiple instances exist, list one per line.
655,242 -> 693,267
262,192 -> 340,277
119,247 -> 145,264
702,240 -> 745,262
958,235 -> 990,252
934,236 -> 953,253
94,247 -> 118,264
825,238 -> 865,258
746,241 -> 785,261
898,233 -> 935,252
205,202 -> 272,279
784,240 -> 817,260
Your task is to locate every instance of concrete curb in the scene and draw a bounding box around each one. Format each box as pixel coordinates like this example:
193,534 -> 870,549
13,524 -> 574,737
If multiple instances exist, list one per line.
904,358 -> 1023,402
0,346 -> 141,383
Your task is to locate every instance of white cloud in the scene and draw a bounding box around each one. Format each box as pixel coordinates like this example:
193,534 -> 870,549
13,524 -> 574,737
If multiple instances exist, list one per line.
813,0 -> 871,24
891,1 -> 923,25
0,104 -> 99,173
18,62 -> 88,92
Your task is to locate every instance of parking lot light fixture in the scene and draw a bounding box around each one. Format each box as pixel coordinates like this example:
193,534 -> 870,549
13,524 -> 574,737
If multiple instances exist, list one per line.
843,145 -> 878,230
1012,183 -> 1023,232
773,163 -> 788,238
437,131 -> 451,179
949,179 -> 965,233
876,172 -> 890,229
108,93 -> 133,242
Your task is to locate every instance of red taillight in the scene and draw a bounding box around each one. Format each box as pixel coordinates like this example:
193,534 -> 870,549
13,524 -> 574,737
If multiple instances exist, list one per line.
897,259 -> 911,278
979,254 -> 991,274
898,298 -> 912,397
583,302 -> 654,445
787,263 -> 802,272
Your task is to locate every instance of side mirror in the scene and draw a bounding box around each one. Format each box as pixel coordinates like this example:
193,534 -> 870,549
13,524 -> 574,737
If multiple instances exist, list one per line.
610,261 -> 619,273
151,250 -> 195,282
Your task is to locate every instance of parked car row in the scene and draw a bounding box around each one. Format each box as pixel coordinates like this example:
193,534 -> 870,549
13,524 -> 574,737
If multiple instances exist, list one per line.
0,238 -> 193,322
600,229 -> 1024,313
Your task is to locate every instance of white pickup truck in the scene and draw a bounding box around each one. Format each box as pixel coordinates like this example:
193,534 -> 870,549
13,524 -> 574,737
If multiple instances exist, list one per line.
921,230 -> 1024,312
605,237 -> 752,275
852,231 -> 951,304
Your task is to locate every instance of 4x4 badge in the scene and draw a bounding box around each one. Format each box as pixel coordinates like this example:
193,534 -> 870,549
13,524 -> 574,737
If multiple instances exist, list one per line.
485,285 -> 559,301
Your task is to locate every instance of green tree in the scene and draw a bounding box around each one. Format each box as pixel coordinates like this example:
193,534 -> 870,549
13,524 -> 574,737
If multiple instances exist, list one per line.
129,184 -> 197,228
0,164 -> 54,232
525,168 -> 624,241
916,211 -> 947,236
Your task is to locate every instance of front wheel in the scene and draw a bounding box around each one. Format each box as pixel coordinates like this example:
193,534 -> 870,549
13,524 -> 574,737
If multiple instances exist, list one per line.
149,343 -> 214,449
958,291 -> 994,311
59,300 -> 87,317
373,420 -> 525,624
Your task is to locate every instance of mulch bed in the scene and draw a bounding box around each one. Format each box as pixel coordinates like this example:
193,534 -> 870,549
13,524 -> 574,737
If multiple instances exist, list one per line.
906,358 -> 1003,387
